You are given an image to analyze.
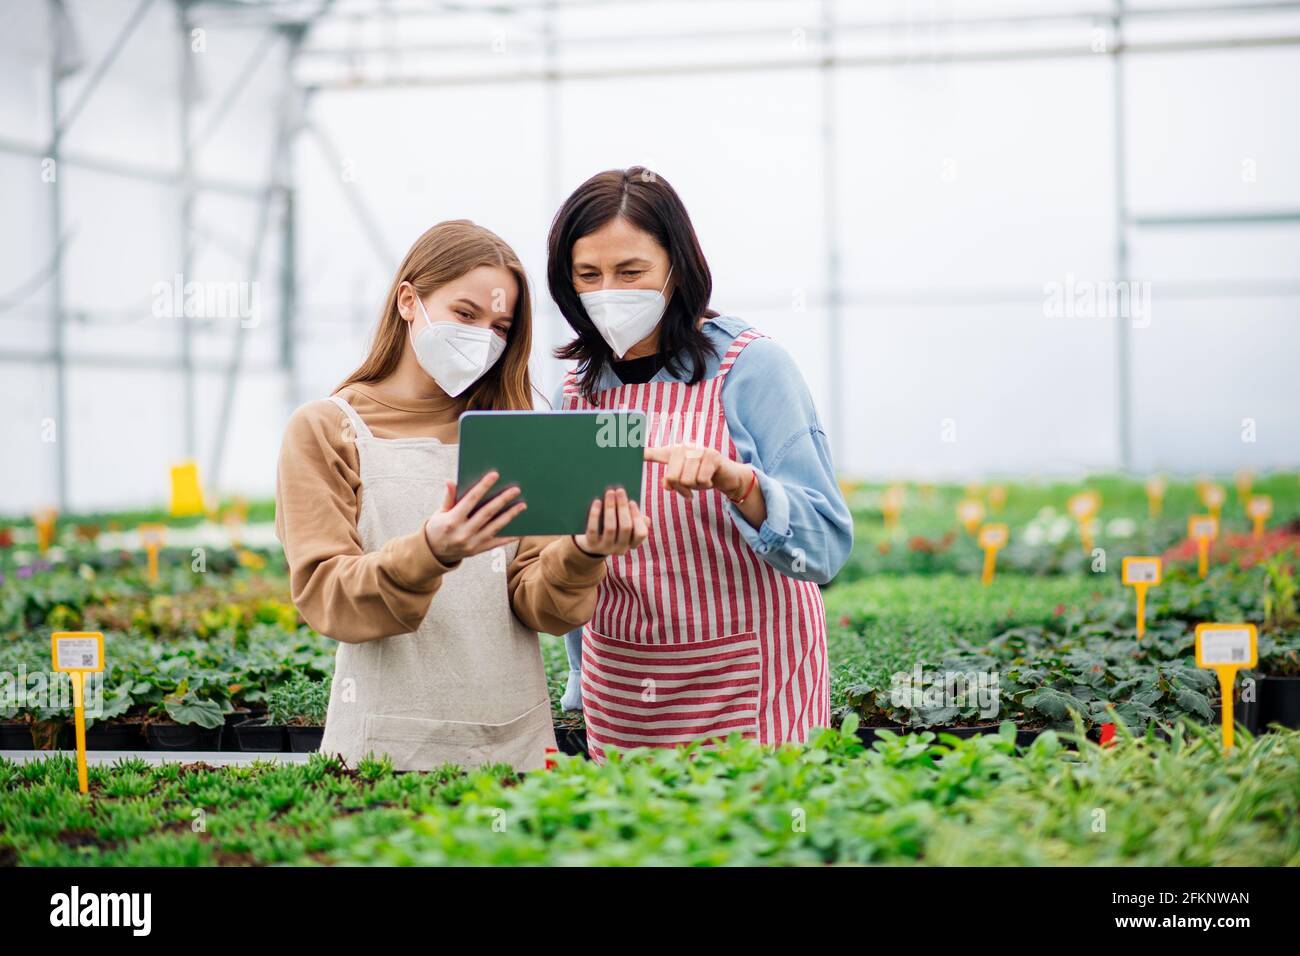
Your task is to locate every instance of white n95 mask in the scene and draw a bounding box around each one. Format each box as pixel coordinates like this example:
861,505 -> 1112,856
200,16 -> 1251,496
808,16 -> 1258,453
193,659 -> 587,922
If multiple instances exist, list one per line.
408,296 -> 507,397
579,266 -> 673,359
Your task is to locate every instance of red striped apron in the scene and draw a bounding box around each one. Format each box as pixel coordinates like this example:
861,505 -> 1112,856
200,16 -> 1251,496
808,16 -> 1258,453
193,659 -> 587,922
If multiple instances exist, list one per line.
560,327 -> 830,762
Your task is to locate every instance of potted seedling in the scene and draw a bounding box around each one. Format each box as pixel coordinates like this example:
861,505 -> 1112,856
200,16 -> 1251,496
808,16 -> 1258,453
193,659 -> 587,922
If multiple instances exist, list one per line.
553,711 -> 588,757
85,683 -> 144,750
232,686 -> 284,753
263,675 -> 328,752
143,677 -> 226,750
1255,557 -> 1300,730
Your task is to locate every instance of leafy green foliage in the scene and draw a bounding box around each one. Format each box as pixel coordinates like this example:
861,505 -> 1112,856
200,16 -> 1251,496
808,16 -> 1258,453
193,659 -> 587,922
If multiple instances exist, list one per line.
2,726 -> 1295,866
266,675 -> 329,726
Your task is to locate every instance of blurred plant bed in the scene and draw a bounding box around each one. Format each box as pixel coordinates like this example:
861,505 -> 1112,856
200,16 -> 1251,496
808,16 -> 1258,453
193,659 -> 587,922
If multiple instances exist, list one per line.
0,554 -> 290,635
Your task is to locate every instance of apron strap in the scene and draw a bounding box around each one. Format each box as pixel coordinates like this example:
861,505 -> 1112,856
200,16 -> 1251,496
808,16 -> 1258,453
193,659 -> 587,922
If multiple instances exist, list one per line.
329,395 -> 374,440
717,327 -> 767,380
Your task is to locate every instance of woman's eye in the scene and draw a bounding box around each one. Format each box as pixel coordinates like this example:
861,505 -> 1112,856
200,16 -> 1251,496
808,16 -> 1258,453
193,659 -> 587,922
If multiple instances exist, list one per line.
621,271 -> 644,280
457,311 -> 473,320
494,326 -> 510,338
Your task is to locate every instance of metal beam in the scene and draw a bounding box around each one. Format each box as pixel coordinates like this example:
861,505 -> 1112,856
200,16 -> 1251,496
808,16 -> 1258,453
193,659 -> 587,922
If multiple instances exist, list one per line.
0,349 -> 282,374
47,0 -> 69,512
301,119 -> 395,270
56,0 -> 156,137
190,28 -> 280,150
1131,210 -> 1300,227
0,135 -> 283,198
1113,1 -> 1132,474
209,28 -> 305,493
294,1 -> 1300,59
541,0 -> 559,359
178,0 -> 197,460
821,0 -> 843,471
298,32 -> 1300,90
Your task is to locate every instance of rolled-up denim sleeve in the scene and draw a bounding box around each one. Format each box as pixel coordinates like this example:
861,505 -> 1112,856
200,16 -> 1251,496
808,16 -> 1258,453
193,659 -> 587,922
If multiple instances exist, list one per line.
720,337 -> 853,585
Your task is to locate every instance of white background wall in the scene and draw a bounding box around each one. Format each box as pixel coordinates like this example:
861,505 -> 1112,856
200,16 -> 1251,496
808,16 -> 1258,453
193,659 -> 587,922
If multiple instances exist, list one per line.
2,0 -> 1298,513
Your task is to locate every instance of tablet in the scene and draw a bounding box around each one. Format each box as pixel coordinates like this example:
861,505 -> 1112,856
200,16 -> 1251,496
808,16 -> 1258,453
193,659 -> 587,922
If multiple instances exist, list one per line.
456,410 -> 647,536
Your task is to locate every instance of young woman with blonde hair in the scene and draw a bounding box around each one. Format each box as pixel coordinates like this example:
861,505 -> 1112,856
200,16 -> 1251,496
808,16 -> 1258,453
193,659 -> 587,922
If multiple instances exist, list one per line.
275,220 -> 646,771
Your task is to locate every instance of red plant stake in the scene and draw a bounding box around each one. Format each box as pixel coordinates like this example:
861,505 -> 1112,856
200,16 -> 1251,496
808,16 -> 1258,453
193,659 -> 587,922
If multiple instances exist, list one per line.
544,746 -> 558,770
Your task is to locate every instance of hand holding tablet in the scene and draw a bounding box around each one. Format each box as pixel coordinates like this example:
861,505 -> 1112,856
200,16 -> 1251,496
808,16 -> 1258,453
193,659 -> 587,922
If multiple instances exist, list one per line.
455,410 -> 649,544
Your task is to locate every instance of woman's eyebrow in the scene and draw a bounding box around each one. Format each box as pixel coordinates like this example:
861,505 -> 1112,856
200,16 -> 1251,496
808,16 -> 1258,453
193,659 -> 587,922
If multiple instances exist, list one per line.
571,257 -> 654,271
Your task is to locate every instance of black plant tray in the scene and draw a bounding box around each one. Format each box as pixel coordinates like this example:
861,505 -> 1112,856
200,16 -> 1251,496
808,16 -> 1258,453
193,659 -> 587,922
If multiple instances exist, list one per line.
1259,675 -> 1300,731
0,722 -> 32,750
554,722 -> 588,758
286,725 -> 324,753
146,723 -> 223,751
233,717 -> 287,753
85,722 -> 145,750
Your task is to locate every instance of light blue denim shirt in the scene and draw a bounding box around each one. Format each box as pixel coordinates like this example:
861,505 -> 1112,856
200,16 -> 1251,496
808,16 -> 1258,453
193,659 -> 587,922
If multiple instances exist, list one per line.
546,314 -> 854,586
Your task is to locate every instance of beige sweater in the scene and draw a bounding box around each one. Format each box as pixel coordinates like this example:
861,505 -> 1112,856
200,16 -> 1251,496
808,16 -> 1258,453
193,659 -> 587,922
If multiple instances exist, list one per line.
274,381 -> 607,641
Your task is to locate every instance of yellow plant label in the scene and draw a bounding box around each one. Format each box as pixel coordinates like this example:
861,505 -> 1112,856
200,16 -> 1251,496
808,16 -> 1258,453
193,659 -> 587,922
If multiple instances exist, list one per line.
957,499 -> 985,532
1246,495 -> 1272,520
1195,624 -> 1257,669
169,460 -> 206,517
1122,556 -> 1161,586
1196,623 -> 1257,753
51,631 -> 104,674
1068,491 -> 1099,521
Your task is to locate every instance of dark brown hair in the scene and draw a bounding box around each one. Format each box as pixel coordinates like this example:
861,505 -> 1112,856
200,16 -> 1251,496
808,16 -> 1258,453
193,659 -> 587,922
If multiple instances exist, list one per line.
548,167 -> 719,401
336,219 -> 535,411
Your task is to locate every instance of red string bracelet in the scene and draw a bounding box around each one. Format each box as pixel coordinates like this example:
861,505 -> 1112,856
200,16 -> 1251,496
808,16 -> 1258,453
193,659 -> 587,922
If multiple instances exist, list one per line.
726,467 -> 758,505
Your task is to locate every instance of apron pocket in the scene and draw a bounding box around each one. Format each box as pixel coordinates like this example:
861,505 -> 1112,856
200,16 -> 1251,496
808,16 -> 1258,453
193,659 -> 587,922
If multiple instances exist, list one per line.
580,624 -> 762,752
362,699 -> 554,772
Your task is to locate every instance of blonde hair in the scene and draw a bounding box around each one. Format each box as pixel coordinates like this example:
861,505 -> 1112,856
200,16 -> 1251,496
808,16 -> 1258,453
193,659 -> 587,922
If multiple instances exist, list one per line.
335,219 -> 535,411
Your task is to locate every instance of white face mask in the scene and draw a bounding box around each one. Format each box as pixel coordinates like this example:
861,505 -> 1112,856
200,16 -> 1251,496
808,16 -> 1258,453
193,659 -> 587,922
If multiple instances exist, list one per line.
578,266 -> 673,359
408,296 -> 507,397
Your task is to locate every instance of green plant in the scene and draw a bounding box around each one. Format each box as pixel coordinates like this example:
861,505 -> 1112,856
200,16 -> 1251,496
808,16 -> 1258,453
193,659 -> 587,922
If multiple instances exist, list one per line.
3,726 -> 1295,866
266,675 -> 329,726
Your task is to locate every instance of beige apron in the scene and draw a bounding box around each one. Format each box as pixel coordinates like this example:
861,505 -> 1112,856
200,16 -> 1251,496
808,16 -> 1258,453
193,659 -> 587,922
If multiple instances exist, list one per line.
317,395 -> 557,772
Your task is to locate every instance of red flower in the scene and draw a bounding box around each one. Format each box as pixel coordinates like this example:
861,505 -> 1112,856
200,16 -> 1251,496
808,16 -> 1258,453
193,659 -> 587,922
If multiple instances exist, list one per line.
1053,604 -> 1065,617
1099,722 -> 1117,748
838,614 -> 851,627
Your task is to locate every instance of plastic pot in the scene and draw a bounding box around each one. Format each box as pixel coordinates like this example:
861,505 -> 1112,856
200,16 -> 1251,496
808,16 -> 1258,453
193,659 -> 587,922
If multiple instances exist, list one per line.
0,721 -> 32,750
1259,675 -> 1300,731
285,725 -> 324,753
554,723 -> 588,758
85,721 -> 145,750
146,722 -> 223,751
221,710 -> 256,752
233,717 -> 286,753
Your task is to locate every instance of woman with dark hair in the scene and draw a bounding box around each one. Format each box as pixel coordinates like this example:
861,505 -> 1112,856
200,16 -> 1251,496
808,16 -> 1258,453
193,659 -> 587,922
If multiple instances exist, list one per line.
548,167 -> 853,762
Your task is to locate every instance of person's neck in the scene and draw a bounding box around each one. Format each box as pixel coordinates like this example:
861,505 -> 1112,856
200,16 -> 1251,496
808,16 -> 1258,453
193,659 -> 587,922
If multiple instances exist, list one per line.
620,315 -> 707,361
374,349 -> 461,409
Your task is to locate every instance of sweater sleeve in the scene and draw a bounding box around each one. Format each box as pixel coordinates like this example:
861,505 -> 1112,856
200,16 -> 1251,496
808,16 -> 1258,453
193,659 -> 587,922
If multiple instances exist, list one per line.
719,335 -> 854,585
508,535 -> 607,636
274,400 -> 462,643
